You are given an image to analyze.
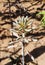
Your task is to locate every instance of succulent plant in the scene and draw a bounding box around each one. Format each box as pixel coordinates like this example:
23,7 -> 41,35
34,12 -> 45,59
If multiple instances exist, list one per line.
9,16 -> 37,65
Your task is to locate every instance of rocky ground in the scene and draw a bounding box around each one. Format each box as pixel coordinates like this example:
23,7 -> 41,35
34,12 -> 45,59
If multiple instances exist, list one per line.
0,0 -> 45,65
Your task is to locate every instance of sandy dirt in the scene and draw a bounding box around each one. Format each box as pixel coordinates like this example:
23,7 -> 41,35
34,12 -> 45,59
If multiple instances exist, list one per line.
0,0 -> 45,65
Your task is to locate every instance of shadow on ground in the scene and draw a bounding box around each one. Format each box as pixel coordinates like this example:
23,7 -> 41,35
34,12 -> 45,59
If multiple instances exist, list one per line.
0,46 -> 45,65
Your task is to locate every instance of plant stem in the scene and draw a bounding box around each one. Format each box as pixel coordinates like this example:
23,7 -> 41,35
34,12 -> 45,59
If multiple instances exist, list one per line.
22,41 -> 25,65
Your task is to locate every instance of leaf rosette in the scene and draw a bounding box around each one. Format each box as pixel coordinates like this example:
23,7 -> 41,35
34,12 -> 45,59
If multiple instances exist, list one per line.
13,16 -> 32,36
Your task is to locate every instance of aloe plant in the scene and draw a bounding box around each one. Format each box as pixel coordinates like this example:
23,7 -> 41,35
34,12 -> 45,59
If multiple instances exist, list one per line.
8,16 -> 37,65
38,11 -> 45,28
13,16 -> 33,65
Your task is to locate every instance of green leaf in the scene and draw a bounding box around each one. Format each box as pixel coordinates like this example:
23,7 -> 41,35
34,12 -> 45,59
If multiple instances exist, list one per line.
38,11 -> 45,15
